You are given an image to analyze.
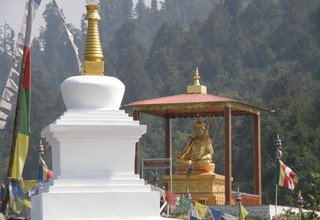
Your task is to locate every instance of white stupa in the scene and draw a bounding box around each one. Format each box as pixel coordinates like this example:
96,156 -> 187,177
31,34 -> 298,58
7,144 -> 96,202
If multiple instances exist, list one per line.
31,2 -> 161,219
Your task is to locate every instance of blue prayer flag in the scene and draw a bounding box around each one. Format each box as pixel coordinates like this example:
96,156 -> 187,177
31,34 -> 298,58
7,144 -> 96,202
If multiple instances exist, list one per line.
208,207 -> 222,220
189,214 -> 200,220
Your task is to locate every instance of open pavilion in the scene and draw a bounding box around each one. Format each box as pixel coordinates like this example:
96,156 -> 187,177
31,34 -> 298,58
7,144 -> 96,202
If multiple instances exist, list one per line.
125,68 -> 269,205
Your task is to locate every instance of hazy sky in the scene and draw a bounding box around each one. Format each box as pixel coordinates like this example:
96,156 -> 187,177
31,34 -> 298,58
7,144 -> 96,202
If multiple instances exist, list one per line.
1,0 -> 85,38
0,0 -> 141,38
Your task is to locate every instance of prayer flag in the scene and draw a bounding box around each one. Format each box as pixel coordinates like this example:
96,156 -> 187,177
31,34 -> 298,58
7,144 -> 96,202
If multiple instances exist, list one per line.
38,157 -> 53,182
239,203 -> 249,220
0,99 -> 12,111
188,204 -> 200,220
9,68 -> 20,78
53,0 -> 82,73
11,46 -> 31,180
178,197 -> 192,211
5,78 -> 18,92
189,214 -> 200,220
172,197 -> 192,215
14,47 -> 23,59
10,179 -> 25,214
165,190 -> 179,207
34,0 -> 41,7
8,179 -> 36,214
222,212 -> 238,220
28,184 -> 40,197
208,207 -> 222,220
11,0 -> 38,180
195,202 -> 208,219
276,159 -> 298,190
0,111 -> 8,120
2,88 -> 15,101
19,180 -> 37,194
0,120 -> 6,129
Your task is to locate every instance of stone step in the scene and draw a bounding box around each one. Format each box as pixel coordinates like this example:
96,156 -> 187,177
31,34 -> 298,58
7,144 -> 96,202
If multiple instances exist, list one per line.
62,110 -> 127,116
48,184 -> 151,193
53,179 -> 145,186
57,120 -> 138,125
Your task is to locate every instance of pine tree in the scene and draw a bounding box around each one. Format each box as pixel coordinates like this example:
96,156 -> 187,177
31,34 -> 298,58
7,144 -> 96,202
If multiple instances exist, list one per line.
151,0 -> 158,16
135,0 -> 147,20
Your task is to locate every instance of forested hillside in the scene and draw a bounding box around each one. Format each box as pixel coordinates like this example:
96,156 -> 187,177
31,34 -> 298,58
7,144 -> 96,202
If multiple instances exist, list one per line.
0,0 -> 319,207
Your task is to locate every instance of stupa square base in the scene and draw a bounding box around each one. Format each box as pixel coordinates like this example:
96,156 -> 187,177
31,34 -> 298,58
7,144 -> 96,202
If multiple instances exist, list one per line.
163,172 -> 226,205
31,108 -> 163,219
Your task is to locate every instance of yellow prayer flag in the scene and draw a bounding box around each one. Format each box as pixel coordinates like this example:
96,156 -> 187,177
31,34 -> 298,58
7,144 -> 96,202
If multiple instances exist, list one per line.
11,133 -> 29,179
19,179 -> 37,194
22,198 -> 32,209
195,202 -> 208,219
11,198 -> 24,215
239,203 -> 249,220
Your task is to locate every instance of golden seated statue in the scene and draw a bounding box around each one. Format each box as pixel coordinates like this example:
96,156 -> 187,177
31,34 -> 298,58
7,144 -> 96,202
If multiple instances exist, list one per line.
176,117 -> 215,173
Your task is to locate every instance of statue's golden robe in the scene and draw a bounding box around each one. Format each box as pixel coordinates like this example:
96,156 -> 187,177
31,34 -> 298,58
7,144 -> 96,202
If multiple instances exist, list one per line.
176,118 -> 215,173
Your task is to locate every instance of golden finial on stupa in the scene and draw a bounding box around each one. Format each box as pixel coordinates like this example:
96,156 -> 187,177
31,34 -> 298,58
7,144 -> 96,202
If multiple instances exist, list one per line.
83,0 -> 104,76
187,67 -> 207,94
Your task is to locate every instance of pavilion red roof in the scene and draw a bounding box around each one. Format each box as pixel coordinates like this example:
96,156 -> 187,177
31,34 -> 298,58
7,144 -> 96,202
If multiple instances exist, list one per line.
125,93 -> 268,118
127,93 -> 234,105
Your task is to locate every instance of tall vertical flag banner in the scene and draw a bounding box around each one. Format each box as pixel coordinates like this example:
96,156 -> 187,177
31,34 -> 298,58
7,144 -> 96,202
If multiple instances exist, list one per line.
9,0 -> 41,180
276,159 -> 299,190
0,0 -> 41,130
11,30 -> 32,180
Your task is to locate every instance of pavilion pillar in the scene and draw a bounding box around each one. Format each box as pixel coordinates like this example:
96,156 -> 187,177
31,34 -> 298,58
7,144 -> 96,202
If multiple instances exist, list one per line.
165,116 -> 172,175
224,106 -> 232,205
253,114 -> 262,205
133,110 -> 140,175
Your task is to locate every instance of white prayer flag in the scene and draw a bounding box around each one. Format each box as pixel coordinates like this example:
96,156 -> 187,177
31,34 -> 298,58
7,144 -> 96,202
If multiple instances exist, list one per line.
12,60 -> 19,68
53,0 -> 82,73
5,78 -> 18,92
53,0 -> 67,22
17,0 -> 28,46
0,99 -> 12,111
2,88 -> 15,101
17,32 -> 25,46
32,0 -> 42,19
14,47 -> 23,59
222,212 -> 238,220
9,68 -> 20,78
66,28 -> 74,40
0,120 -> 6,129
0,111 -> 8,120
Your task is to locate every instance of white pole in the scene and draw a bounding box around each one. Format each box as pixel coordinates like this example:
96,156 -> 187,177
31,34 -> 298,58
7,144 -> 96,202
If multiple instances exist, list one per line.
275,134 -> 282,220
275,147 -> 279,220
170,157 -> 173,192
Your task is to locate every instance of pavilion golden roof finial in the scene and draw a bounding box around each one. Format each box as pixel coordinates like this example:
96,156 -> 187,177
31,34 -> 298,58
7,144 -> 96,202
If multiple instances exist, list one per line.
83,0 -> 104,76
187,67 -> 207,94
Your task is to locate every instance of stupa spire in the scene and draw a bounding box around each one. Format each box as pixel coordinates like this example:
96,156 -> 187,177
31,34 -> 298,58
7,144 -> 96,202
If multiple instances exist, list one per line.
187,67 -> 207,94
83,1 -> 104,76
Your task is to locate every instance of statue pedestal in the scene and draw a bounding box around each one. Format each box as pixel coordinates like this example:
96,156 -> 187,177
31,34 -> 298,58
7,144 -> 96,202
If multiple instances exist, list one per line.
163,172 -> 226,205
31,76 -> 162,219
